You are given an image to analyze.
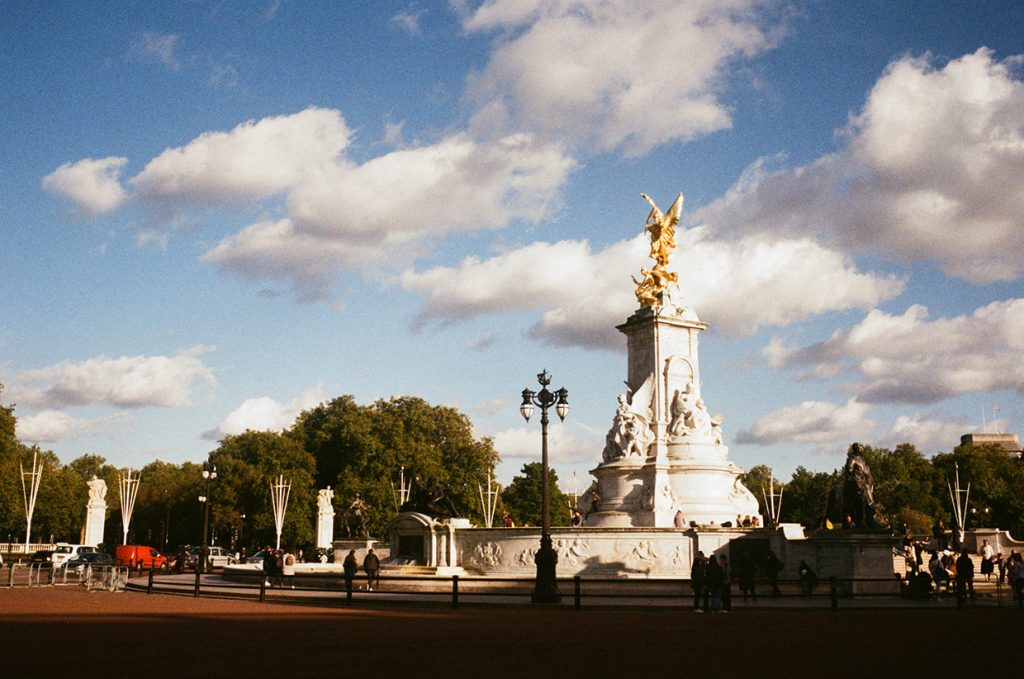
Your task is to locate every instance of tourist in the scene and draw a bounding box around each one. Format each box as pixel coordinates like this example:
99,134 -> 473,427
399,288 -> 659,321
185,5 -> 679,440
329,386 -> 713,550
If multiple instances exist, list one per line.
571,510 -> 583,527
690,551 -> 706,612
737,555 -> 756,602
955,548 -> 974,608
282,548 -> 296,589
798,560 -> 817,597
979,539 -> 994,581
719,554 -> 731,611
502,512 -> 514,528
674,510 -> 686,529
363,548 -> 380,591
261,545 -> 274,586
705,553 -> 725,612
996,553 -> 1006,585
928,551 -> 948,593
1008,553 -> 1024,608
343,549 -> 358,603
765,551 -> 784,597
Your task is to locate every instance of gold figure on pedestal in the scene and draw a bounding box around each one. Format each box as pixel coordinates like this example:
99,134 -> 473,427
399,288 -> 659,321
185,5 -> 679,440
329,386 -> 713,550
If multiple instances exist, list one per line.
632,192 -> 683,307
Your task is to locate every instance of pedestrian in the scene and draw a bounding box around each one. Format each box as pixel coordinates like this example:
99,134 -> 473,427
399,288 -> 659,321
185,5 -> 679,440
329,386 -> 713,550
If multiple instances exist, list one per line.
363,548 -> 380,591
674,510 -> 686,529
571,510 -> 583,527
690,551 -> 706,612
261,545 -> 273,586
706,553 -> 725,612
996,553 -> 1006,585
343,549 -> 358,603
719,554 -> 731,611
272,549 -> 284,588
282,548 -> 296,589
955,548 -> 974,608
737,556 -> 756,602
765,551 -> 784,597
798,560 -> 817,597
1008,553 -> 1024,608
979,540 -> 994,581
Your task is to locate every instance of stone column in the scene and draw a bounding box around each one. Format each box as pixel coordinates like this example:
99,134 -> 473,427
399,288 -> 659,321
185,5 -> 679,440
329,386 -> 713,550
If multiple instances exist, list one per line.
83,476 -> 107,547
315,487 -> 335,550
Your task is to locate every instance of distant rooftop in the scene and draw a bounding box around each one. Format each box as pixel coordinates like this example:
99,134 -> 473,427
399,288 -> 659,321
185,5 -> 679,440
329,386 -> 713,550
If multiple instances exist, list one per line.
960,432 -> 1023,458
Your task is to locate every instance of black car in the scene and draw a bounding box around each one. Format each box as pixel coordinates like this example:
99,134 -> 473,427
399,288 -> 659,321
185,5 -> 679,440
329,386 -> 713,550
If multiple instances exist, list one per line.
29,550 -> 55,567
64,551 -> 114,573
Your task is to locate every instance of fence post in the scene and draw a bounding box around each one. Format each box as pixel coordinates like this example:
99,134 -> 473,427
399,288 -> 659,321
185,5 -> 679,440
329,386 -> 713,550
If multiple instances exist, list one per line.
6,564 -> 12,588
259,577 -> 267,602
574,576 -> 581,611
452,575 -> 459,610
194,567 -> 201,598
829,576 -> 838,611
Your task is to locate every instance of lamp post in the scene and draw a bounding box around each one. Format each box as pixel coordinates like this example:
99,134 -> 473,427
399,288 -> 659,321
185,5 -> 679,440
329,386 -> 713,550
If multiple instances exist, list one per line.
520,369 -> 569,604
198,462 -> 217,574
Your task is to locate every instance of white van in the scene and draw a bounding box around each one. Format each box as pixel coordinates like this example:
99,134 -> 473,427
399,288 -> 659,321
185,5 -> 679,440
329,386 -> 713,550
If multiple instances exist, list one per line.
52,543 -> 98,567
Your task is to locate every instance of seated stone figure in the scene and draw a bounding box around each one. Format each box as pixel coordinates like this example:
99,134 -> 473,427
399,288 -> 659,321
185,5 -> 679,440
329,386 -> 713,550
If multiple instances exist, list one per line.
400,476 -> 461,519
825,443 -> 876,529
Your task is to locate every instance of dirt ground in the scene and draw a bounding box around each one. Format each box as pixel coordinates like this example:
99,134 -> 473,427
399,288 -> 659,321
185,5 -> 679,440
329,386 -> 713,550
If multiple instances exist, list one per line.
1,588 -> 1022,676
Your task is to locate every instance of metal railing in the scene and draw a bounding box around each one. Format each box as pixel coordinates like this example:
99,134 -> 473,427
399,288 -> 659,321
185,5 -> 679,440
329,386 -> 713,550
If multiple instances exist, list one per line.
131,571 -> 1023,610
1,563 -> 129,592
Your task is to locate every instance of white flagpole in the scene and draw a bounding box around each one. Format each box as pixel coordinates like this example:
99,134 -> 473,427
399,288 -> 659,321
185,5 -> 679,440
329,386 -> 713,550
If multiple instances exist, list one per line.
119,468 -> 141,545
269,475 -> 291,550
20,450 -> 43,553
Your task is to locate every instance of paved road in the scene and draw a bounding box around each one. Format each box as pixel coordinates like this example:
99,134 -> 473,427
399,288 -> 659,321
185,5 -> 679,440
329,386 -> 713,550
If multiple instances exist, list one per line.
2,587 -> 1022,676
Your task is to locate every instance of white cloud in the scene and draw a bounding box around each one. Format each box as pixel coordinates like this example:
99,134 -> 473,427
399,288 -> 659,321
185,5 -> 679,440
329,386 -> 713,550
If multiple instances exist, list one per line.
768,299 -> 1024,404
129,32 -> 181,70
877,414 -> 974,454
391,5 -> 425,35
402,226 -> 904,349
474,397 -> 511,416
696,48 -> 1024,282
206,384 -> 326,440
493,422 -> 592,463
130,107 -> 351,204
42,157 -> 129,216
462,0 -> 782,153
10,347 -> 216,409
735,398 -> 874,446
15,410 -> 126,443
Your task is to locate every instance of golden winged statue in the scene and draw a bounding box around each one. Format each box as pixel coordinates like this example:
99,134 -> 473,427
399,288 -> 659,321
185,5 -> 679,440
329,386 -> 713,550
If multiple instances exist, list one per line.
633,192 -> 683,307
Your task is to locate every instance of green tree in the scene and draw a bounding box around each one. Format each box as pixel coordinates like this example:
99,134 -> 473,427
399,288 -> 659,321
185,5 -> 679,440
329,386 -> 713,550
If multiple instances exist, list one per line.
211,430 -> 316,550
500,462 -> 568,528
933,444 -> 1024,538
740,465 -> 784,520
856,443 -> 942,531
780,466 -> 838,528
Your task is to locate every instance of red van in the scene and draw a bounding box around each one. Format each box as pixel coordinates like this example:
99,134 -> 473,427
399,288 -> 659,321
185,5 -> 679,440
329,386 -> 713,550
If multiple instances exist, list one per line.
115,545 -> 169,569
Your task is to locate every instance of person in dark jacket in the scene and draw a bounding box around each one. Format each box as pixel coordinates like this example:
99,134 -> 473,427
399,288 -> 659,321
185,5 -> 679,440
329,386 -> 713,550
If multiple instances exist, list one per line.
955,548 -> 975,608
798,560 -> 817,597
737,556 -> 756,601
765,551 -> 784,597
343,550 -> 358,603
363,548 -> 380,591
705,554 -> 725,612
690,551 -> 706,612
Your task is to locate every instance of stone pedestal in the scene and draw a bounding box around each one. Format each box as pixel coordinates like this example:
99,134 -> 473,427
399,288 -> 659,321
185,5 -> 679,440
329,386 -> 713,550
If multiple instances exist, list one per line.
83,502 -> 105,547
332,538 -> 377,564
316,509 -> 335,550
587,303 -> 760,527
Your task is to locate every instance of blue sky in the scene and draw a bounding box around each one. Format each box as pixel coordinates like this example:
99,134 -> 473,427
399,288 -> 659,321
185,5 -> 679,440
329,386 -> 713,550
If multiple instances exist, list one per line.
3,1 -> 1024,492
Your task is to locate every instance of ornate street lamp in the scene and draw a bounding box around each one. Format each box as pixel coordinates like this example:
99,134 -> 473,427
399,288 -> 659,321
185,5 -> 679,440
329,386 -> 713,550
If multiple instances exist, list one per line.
198,462 -> 217,575
520,369 -> 569,603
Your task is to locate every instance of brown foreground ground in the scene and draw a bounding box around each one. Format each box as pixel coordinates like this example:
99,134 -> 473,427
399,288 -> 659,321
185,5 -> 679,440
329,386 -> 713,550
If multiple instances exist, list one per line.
1,588 -> 1022,677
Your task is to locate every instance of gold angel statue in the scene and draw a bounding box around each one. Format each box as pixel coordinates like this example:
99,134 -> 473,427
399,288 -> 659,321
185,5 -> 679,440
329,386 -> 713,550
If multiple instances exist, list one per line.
633,192 -> 683,307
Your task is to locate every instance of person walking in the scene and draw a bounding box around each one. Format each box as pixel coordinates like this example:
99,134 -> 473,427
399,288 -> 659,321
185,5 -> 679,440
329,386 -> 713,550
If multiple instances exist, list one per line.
690,551 -> 706,612
1009,553 -> 1024,608
343,549 -> 358,603
798,560 -> 817,597
705,553 -> 725,613
719,554 -> 732,611
363,548 -> 380,591
765,551 -> 784,597
282,548 -> 296,589
979,540 -> 994,581
261,545 -> 273,586
737,555 -> 756,602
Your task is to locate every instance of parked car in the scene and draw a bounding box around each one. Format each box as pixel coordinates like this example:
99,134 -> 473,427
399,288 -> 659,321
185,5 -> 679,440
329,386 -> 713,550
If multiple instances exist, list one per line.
182,545 -> 236,570
115,545 -> 169,569
51,543 -> 98,567
64,551 -> 114,573
29,550 -> 55,567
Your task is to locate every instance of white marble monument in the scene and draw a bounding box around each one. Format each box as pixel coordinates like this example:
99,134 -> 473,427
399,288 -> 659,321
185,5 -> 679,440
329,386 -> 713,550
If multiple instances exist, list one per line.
316,486 -> 335,550
582,192 -> 760,527
83,475 -> 106,546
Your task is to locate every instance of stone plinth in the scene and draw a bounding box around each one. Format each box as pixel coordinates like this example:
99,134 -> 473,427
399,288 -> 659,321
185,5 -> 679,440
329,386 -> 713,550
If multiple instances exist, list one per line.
316,510 -> 335,550
83,502 -> 105,547
332,538 -> 377,564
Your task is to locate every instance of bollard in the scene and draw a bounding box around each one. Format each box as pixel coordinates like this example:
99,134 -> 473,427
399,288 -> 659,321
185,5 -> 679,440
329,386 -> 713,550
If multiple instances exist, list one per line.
147,567 -> 155,594
260,576 -> 267,602
829,576 -> 838,611
574,576 -> 582,611
452,575 -> 459,610
194,567 -> 202,598
6,564 -> 12,588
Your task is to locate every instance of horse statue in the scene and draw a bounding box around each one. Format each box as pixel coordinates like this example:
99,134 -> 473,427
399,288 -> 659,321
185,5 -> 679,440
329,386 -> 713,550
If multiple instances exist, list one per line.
339,495 -> 370,539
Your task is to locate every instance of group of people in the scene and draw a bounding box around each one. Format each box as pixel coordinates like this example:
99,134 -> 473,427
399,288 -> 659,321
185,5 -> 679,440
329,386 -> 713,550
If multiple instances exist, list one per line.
899,533 -> 1024,607
260,546 -> 299,589
689,550 -> 796,612
341,548 -> 381,601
